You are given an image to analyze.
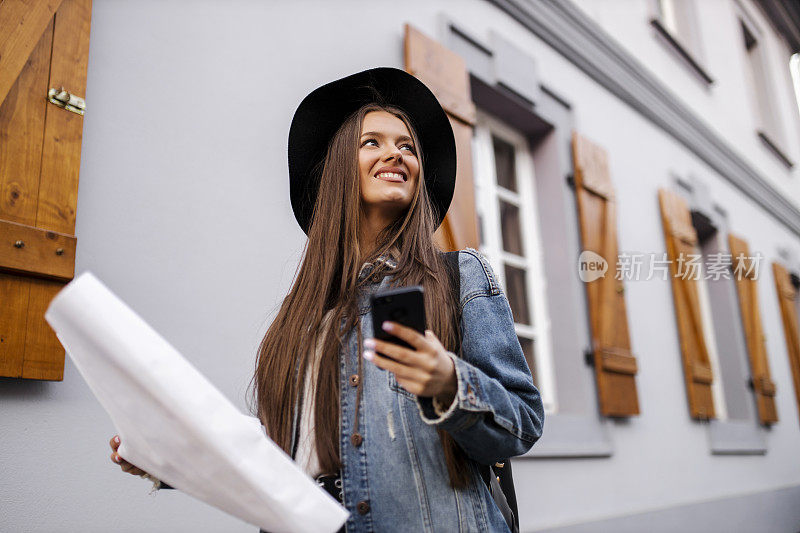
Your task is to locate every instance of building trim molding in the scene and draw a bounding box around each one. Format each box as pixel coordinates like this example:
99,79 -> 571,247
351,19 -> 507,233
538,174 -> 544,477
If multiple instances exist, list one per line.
487,0 -> 800,237
537,483 -> 800,532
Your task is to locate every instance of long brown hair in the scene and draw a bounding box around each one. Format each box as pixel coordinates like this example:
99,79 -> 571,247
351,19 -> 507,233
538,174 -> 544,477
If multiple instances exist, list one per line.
250,102 -> 470,489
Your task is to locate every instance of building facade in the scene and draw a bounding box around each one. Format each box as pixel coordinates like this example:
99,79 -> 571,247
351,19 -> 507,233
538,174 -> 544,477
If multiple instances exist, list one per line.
2,0 -> 800,531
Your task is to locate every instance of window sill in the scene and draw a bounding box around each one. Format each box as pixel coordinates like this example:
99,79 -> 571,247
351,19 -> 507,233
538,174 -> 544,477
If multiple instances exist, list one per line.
708,419 -> 767,455
757,130 -> 795,169
649,18 -> 714,86
520,412 -> 613,458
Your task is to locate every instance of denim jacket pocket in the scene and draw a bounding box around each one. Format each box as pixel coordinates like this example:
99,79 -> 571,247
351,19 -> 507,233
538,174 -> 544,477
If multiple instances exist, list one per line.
386,369 -> 416,400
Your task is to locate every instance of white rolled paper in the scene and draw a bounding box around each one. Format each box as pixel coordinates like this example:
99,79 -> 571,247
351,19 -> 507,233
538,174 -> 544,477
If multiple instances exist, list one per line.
45,271 -> 349,533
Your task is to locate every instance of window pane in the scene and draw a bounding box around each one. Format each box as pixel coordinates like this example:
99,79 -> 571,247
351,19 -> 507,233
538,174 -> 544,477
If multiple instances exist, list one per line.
499,200 -> 524,256
658,0 -> 679,36
492,135 -> 517,192
518,336 -> 537,388
741,19 -> 779,140
790,54 -> 800,117
504,263 -> 530,325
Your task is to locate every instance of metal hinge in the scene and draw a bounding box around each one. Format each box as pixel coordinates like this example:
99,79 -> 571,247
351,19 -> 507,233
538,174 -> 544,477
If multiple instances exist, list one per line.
47,87 -> 85,116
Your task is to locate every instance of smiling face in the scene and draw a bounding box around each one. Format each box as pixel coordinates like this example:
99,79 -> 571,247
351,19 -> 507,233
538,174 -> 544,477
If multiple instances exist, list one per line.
358,110 -> 421,222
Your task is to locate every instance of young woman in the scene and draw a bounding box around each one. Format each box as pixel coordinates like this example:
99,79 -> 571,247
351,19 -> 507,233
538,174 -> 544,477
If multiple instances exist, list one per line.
109,67 -> 544,532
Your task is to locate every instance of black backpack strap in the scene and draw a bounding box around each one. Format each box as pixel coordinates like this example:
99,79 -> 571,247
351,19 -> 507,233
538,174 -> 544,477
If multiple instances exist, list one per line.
496,461 -> 519,533
441,250 -> 519,533
443,251 -> 462,354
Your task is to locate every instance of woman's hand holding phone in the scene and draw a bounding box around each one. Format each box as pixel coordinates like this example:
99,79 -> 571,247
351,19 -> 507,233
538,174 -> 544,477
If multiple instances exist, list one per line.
363,321 -> 457,406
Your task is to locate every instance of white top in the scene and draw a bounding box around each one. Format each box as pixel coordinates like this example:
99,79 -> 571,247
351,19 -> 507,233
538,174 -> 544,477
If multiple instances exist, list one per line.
295,309 -> 335,478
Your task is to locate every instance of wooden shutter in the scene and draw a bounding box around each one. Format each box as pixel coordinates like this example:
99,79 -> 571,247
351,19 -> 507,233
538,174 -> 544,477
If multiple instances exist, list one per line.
772,262 -> 800,425
571,133 -> 640,416
728,235 -> 777,424
404,24 -> 479,252
0,0 -> 92,380
658,188 -> 715,419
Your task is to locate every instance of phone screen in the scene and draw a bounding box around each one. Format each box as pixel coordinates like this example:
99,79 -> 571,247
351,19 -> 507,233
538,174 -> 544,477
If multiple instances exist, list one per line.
370,286 -> 426,353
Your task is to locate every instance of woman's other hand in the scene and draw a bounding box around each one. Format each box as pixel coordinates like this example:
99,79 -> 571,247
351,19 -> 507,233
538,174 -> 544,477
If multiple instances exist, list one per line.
363,322 -> 457,405
109,435 -> 147,477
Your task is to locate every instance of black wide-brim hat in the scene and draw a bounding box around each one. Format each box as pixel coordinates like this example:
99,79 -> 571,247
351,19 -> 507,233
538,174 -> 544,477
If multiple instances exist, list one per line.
288,67 -> 456,235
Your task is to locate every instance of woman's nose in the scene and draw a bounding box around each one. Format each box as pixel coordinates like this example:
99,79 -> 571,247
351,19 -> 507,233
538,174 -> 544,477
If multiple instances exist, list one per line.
384,145 -> 403,163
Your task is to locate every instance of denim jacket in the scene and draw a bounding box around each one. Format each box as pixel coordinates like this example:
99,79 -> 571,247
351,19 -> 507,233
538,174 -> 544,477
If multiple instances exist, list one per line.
293,248 -> 545,532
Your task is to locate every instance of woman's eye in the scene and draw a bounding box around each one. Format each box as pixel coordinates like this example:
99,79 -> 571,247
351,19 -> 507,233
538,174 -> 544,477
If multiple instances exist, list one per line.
361,138 -> 414,153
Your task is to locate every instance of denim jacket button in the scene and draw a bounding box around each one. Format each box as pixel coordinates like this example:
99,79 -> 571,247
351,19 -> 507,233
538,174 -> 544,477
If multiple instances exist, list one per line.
466,384 -> 476,404
357,500 -> 370,514
350,433 -> 363,447
349,374 -> 360,387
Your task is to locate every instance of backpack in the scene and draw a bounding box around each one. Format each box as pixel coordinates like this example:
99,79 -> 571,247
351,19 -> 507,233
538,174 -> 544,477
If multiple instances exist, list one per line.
443,251 -> 520,533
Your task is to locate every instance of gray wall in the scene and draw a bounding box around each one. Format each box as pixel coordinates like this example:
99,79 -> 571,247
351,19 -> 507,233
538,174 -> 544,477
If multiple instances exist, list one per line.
2,1 -> 800,532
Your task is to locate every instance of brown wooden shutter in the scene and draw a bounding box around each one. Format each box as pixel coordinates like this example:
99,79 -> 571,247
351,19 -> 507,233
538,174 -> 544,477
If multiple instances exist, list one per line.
658,188 -> 715,419
728,234 -> 778,424
772,261 -> 800,425
0,0 -> 92,380
571,132 -> 640,416
403,24 -> 479,252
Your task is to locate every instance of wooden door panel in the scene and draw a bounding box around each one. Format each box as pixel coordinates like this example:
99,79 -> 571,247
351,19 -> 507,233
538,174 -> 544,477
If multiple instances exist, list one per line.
0,19 -> 54,226
0,0 -> 91,380
38,0 -> 91,234
728,234 -> 777,424
0,17 -> 55,379
20,278 -> 65,379
436,117 -> 480,251
658,188 -> 715,419
0,273 -> 30,376
404,23 -> 479,252
0,0 -> 64,107
773,262 -> 800,425
573,132 -> 639,416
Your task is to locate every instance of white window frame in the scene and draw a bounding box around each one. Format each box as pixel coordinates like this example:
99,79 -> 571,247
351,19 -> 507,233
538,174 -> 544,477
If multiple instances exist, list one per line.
790,53 -> 800,119
736,4 -> 786,149
655,0 -> 703,60
471,109 -> 556,414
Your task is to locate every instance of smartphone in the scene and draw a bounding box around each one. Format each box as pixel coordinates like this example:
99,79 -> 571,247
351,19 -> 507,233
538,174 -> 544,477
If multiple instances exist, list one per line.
370,285 -> 426,356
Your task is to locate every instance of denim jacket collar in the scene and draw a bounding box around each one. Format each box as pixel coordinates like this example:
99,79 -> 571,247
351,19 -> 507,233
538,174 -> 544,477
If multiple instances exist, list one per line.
357,247 -> 399,283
